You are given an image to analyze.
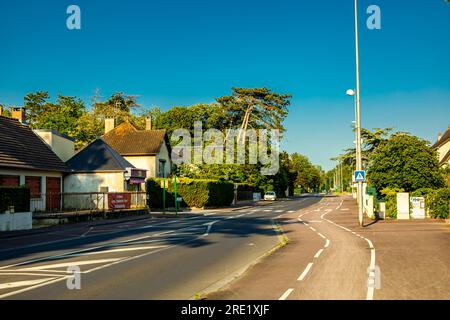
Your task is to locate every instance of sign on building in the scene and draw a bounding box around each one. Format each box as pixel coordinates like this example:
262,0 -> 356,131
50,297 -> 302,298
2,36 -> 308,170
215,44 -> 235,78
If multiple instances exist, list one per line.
108,193 -> 131,210
411,197 -> 426,219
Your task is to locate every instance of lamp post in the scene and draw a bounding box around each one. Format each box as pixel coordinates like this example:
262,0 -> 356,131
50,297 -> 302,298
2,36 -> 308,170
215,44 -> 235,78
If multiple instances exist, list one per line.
352,0 -> 364,227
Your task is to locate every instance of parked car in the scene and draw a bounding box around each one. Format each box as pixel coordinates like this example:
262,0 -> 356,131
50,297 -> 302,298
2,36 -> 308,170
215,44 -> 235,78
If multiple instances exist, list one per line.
264,191 -> 277,201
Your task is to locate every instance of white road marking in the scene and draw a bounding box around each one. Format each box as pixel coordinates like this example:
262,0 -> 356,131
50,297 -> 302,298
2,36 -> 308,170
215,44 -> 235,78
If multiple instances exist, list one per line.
324,239 -> 330,248
298,263 -> 314,281
279,288 -> 294,300
309,227 -> 317,232
15,258 -> 124,271
0,278 -> 58,290
314,249 -> 324,258
317,233 -> 326,239
67,245 -> 168,257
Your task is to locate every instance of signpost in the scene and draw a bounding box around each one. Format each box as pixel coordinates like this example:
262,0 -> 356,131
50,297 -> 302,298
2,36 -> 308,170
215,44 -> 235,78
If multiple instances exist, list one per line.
354,170 -> 366,183
174,175 -> 178,215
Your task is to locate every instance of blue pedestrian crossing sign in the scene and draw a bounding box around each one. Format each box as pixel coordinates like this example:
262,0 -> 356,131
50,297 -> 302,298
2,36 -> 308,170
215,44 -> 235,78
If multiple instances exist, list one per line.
354,170 -> 366,182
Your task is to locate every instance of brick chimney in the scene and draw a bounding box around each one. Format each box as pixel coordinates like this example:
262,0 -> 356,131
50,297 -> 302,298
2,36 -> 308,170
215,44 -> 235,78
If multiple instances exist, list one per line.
105,117 -> 115,134
11,107 -> 26,124
145,117 -> 152,130
438,133 -> 442,141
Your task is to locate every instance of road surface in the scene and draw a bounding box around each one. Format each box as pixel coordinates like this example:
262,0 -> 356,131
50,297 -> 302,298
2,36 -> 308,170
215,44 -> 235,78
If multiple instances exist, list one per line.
0,196 -> 320,299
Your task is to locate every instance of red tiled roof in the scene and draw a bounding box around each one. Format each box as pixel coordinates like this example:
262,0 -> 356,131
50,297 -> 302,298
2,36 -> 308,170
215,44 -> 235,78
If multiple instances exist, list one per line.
102,122 -> 169,155
0,116 -> 68,172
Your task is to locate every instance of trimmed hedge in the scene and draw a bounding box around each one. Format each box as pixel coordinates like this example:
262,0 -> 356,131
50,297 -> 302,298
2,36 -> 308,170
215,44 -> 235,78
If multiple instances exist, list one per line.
380,187 -> 405,218
0,186 -> 30,213
425,188 -> 450,219
146,178 -> 234,209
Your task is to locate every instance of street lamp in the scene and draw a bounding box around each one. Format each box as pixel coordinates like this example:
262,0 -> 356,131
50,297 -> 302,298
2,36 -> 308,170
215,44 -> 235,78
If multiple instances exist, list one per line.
352,0 -> 364,227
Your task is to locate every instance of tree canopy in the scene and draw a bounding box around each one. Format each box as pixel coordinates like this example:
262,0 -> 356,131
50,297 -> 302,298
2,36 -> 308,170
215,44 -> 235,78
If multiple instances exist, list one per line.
367,133 -> 446,192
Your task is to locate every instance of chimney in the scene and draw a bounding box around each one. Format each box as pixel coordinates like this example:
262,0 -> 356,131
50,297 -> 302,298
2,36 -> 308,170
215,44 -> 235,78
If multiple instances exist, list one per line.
11,107 -> 26,124
145,117 -> 152,130
0,105 -> 3,116
105,117 -> 115,134
438,133 -> 442,141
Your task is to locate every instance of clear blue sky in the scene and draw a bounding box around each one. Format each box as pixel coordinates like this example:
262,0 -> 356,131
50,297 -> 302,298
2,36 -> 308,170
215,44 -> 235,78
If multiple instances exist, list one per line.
1,0 -> 449,170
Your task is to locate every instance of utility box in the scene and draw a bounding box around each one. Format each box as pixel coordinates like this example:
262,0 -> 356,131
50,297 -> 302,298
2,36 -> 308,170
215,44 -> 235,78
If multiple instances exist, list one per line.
397,193 -> 410,220
378,202 -> 386,220
411,197 -> 426,219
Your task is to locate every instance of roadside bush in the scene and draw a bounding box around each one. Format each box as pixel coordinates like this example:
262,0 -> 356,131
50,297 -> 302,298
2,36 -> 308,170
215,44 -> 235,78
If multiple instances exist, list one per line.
426,188 -> 450,219
380,187 -> 404,219
410,188 -> 434,198
146,178 -> 234,209
0,186 -> 30,213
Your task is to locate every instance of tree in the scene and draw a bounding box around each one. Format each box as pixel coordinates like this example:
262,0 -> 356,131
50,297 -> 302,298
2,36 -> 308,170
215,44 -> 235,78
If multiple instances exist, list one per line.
367,133 -> 446,192
216,87 -> 291,141
23,92 -> 85,138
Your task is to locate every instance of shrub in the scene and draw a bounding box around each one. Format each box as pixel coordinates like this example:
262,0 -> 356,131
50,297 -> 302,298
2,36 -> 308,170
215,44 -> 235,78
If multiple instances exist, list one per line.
410,188 -> 434,198
426,188 -> 450,219
146,178 -> 234,209
0,186 -> 30,213
380,187 -> 404,218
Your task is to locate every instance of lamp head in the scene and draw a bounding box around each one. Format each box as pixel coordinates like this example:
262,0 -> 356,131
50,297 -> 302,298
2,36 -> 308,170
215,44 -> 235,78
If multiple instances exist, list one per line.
346,89 -> 356,96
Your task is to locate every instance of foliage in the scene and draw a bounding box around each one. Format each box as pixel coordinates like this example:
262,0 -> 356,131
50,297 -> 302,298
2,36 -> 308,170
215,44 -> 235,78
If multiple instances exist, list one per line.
289,153 -> 322,192
426,188 -> 450,219
368,133 -> 445,193
24,92 -> 85,138
380,187 -> 405,218
0,186 -> 30,213
146,178 -> 234,209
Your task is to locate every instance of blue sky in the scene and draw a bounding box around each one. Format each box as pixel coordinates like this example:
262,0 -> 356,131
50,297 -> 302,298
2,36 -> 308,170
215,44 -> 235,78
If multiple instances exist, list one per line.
0,0 -> 449,170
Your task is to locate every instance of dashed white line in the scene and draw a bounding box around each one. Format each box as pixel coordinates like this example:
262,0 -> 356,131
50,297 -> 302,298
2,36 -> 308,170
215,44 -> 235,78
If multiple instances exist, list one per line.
324,239 -> 330,248
314,249 -> 324,258
317,233 -> 326,239
279,288 -> 294,300
298,263 -> 314,281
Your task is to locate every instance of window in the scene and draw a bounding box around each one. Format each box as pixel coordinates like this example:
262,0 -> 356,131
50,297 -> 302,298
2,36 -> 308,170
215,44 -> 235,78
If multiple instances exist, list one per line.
0,175 -> 20,187
159,160 -> 166,178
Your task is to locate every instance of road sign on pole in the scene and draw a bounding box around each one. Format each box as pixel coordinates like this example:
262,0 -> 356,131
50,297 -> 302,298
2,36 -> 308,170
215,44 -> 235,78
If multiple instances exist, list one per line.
354,170 -> 366,183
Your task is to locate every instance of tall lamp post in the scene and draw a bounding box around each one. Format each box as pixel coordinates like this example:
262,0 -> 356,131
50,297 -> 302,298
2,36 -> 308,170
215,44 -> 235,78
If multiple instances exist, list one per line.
350,0 -> 364,227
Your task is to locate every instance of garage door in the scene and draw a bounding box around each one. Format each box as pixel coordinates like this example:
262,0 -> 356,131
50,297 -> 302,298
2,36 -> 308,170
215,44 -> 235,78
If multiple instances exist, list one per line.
25,176 -> 41,199
46,177 -> 61,211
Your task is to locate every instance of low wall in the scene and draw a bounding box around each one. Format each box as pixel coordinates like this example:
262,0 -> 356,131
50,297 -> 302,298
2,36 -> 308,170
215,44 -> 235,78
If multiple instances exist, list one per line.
0,212 -> 32,231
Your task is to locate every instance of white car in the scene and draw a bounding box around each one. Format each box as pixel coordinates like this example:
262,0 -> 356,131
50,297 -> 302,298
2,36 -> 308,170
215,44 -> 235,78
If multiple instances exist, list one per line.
264,191 -> 277,201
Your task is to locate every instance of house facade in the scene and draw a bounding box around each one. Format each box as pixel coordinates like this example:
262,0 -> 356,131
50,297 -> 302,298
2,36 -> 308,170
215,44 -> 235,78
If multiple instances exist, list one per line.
0,115 -> 68,212
432,125 -> 450,168
102,118 -> 172,189
65,138 -> 147,193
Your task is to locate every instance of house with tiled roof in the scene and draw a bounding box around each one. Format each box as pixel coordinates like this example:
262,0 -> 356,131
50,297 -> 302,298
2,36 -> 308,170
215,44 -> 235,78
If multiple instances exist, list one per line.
102,118 -> 172,189
65,138 -> 147,193
0,114 -> 69,211
432,125 -> 450,168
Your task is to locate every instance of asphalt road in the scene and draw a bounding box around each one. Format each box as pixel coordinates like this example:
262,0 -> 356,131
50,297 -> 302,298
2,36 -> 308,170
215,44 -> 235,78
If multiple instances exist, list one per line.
209,195 -> 450,300
0,196 -> 321,299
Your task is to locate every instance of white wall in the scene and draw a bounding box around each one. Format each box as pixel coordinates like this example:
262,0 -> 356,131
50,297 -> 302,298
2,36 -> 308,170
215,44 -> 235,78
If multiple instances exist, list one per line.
64,172 -> 125,193
438,141 -> 450,165
124,156 -> 156,178
156,142 -> 172,177
34,130 -> 75,162
0,212 -> 32,231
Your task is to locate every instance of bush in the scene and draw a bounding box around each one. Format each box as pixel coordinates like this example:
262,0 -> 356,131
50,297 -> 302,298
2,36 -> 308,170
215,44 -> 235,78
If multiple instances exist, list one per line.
146,178 -> 234,209
0,186 -> 30,213
426,188 -> 450,219
380,187 -> 404,219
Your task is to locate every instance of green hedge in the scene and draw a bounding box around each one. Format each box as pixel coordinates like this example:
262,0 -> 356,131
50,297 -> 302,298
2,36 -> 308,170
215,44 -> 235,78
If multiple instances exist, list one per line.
0,186 -> 30,213
146,178 -> 234,209
380,187 -> 405,218
425,188 -> 450,219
